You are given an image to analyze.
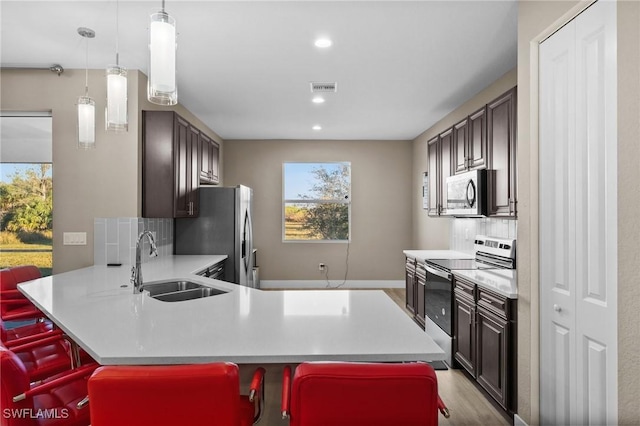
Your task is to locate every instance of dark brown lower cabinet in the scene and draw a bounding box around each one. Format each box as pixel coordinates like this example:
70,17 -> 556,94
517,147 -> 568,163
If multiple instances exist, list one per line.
405,257 -> 416,315
404,257 -> 426,329
453,275 -> 516,413
476,306 -> 509,409
453,290 -> 476,376
415,264 -> 426,329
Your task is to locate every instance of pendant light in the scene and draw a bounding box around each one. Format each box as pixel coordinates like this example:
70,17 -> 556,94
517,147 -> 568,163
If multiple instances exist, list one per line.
106,0 -> 128,132
77,27 -> 96,149
148,0 -> 177,105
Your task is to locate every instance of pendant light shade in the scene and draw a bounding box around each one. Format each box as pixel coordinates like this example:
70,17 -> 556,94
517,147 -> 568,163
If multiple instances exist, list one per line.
148,7 -> 177,106
106,0 -> 128,132
78,96 -> 96,148
77,27 -> 96,149
106,65 -> 127,131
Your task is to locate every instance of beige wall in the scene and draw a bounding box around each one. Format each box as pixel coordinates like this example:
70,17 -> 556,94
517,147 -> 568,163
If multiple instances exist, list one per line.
0,69 -> 222,274
517,0 -> 640,424
1,69 -> 139,273
223,139 -> 413,282
616,2 -> 640,422
411,68 -> 517,249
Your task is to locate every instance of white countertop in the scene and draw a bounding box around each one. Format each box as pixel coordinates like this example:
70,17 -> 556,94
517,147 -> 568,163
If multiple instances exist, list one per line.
453,269 -> 518,299
403,250 -> 472,262
18,256 -> 444,365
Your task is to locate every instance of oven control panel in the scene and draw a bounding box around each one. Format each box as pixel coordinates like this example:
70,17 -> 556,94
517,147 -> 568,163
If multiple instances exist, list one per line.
474,235 -> 516,259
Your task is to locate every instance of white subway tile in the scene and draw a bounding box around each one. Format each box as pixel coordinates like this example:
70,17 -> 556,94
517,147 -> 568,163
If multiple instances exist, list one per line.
106,243 -> 119,264
106,218 -> 118,244
118,222 -> 131,264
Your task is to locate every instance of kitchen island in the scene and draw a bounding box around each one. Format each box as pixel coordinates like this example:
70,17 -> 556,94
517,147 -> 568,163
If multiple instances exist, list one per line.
17,256 -> 445,365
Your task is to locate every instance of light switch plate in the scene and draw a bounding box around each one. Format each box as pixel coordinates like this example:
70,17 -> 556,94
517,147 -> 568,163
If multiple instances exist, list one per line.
63,232 -> 87,245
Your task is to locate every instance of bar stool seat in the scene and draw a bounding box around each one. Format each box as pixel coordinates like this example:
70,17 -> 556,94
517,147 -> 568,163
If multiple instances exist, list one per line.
88,363 -> 266,426
281,361 -> 450,426
0,345 -> 97,426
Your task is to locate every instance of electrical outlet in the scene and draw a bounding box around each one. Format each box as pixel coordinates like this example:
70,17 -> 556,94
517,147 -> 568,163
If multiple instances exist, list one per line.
318,263 -> 326,271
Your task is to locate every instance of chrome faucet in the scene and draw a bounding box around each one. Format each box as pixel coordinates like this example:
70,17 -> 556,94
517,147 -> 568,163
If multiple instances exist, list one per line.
131,230 -> 158,294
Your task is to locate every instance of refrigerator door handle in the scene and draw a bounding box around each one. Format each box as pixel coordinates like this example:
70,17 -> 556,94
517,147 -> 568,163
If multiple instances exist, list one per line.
242,210 -> 250,274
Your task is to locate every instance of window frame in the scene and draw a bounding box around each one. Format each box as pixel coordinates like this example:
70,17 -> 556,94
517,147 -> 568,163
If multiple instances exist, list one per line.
282,161 -> 352,243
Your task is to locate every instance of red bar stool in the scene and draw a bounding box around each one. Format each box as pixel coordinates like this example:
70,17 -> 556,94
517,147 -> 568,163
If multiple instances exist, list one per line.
0,345 -> 98,426
1,318 -> 53,344
1,333 -> 79,383
1,319 -> 95,373
281,361 -> 450,426
88,363 -> 266,426
0,266 -> 45,322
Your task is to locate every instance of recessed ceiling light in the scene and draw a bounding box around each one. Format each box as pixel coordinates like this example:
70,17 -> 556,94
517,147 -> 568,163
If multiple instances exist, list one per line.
312,125 -> 322,131
314,38 -> 332,48
312,96 -> 325,104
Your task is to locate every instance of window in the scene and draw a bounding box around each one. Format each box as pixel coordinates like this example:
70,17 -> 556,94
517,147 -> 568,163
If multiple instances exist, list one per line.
0,113 -> 53,276
283,162 -> 351,242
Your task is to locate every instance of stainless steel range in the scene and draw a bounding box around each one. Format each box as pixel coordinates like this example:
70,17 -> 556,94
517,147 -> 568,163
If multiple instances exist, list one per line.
423,235 -> 516,366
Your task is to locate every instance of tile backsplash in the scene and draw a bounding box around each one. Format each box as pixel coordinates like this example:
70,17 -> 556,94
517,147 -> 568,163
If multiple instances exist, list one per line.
450,218 -> 517,254
94,218 -> 173,265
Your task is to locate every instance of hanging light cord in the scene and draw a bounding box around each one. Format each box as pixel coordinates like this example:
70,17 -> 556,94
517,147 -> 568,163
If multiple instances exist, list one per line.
115,0 -> 119,66
84,36 -> 89,97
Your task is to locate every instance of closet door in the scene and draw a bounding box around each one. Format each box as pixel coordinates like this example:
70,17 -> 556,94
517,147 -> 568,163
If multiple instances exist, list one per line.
540,18 -> 576,424
539,1 -> 617,424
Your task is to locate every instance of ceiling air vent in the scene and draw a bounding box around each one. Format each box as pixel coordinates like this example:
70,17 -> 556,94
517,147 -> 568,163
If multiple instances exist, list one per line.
310,82 -> 337,93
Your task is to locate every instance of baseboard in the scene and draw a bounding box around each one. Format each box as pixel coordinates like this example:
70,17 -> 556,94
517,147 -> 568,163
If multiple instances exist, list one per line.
260,280 -> 404,289
513,414 -> 528,426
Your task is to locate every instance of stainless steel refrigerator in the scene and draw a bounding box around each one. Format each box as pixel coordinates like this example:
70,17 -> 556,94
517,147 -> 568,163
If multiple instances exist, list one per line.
174,185 -> 255,288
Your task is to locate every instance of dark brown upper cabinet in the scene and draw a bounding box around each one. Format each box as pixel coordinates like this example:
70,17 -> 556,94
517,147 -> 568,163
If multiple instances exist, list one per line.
453,107 -> 488,175
426,129 -> 452,217
199,133 -> 220,185
427,136 -> 440,216
453,117 -> 469,174
439,128 -> 453,216
142,111 -> 200,218
487,88 -> 517,217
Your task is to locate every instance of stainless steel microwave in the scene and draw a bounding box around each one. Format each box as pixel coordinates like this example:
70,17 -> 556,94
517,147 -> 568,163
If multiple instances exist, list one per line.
445,170 -> 487,217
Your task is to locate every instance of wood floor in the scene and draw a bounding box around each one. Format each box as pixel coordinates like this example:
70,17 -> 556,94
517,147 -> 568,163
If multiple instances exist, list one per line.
261,288 -> 510,425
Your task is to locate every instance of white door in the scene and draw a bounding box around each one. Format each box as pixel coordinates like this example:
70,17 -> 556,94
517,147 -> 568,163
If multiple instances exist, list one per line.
539,1 -> 617,425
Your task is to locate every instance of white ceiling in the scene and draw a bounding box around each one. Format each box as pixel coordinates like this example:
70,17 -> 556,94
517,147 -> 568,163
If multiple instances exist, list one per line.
0,1 -> 517,140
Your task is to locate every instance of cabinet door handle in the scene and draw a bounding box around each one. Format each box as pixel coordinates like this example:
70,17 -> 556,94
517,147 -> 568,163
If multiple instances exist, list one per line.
188,201 -> 194,216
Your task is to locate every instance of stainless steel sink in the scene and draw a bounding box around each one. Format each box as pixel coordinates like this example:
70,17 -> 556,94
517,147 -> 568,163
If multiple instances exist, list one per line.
143,280 -> 204,296
143,280 -> 227,302
152,287 -> 226,302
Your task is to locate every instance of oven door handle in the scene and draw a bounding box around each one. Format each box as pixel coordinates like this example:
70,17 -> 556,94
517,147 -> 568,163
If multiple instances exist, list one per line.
425,265 -> 452,281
